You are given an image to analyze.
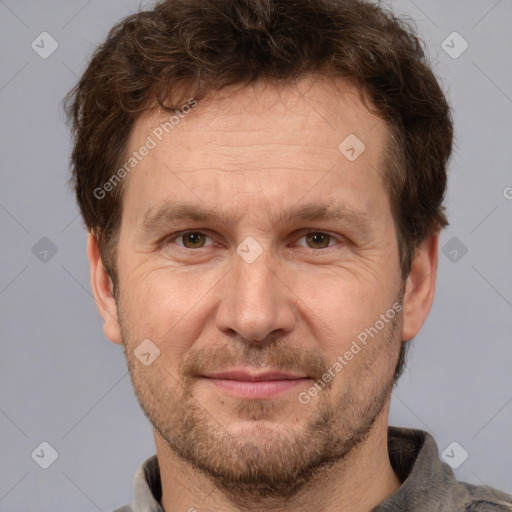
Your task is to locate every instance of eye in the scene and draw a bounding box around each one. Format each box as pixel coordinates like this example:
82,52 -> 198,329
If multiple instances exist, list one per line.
295,232 -> 341,249
174,231 -> 213,249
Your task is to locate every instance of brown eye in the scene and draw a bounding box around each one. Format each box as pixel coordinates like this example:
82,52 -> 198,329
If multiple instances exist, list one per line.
305,232 -> 332,249
180,232 -> 207,248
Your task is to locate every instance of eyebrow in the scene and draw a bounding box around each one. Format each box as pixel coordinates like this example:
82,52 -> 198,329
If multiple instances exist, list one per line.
138,201 -> 370,237
140,203 -> 220,236
282,203 -> 369,228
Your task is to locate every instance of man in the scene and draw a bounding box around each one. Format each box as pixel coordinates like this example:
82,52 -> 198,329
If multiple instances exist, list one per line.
64,0 -> 512,510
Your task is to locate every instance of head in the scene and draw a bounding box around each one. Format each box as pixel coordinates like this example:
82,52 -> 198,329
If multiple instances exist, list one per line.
65,0 -> 452,502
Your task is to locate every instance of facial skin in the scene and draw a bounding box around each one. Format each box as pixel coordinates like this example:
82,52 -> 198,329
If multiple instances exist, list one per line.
88,77 -> 439,512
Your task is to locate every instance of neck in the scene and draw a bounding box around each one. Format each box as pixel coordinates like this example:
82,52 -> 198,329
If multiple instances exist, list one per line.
155,402 -> 401,512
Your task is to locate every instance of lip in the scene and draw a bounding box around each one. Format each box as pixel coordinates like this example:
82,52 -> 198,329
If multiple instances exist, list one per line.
200,369 -> 311,399
204,369 -> 308,381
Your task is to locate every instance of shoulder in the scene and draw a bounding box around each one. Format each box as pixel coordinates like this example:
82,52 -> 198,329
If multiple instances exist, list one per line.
111,506 -> 133,512
462,482 -> 512,511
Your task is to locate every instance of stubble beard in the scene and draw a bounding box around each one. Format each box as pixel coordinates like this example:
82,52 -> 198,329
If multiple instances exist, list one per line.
119,299 -> 404,505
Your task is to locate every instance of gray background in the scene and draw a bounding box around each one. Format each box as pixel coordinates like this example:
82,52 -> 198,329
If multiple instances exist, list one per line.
0,0 -> 511,510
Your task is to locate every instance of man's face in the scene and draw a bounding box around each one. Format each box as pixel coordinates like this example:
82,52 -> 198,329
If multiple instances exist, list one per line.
108,79 -> 406,499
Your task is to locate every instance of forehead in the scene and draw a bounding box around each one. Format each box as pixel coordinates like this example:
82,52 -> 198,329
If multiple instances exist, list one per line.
135,78 -> 385,155
121,77 -> 390,226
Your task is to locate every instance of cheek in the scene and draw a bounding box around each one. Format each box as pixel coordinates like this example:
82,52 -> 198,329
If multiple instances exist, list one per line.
289,269 -> 400,358
119,265 -> 223,354
294,266 -> 393,318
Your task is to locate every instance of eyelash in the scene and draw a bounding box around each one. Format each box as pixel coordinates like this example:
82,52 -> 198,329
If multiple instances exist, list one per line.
164,230 -> 344,251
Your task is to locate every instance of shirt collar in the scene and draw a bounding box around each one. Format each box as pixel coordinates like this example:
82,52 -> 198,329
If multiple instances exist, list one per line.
132,426 -> 462,512
373,426 -> 464,511
133,453 -> 163,512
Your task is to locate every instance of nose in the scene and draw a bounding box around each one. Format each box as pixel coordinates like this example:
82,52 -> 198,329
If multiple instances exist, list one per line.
215,247 -> 297,343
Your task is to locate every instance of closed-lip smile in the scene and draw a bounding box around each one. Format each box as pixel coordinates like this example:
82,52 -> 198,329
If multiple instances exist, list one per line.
200,368 -> 311,399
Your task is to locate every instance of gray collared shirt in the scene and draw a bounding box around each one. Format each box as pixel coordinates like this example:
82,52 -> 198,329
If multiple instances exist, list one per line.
113,426 -> 512,512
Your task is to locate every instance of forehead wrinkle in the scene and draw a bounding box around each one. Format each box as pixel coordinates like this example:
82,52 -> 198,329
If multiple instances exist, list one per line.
138,199 -> 371,238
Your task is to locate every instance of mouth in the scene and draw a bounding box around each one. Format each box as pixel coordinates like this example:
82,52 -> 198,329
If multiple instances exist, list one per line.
199,369 -> 311,399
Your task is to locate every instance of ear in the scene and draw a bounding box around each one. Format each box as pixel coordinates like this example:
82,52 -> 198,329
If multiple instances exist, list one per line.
87,232 -> 123,345
401,231 -> 439,342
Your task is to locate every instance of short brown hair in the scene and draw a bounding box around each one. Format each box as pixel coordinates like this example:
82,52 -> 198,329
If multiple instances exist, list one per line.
64,0 -> 453,283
